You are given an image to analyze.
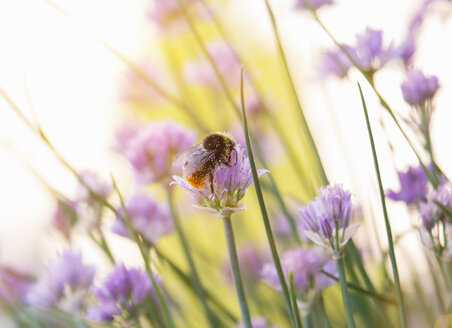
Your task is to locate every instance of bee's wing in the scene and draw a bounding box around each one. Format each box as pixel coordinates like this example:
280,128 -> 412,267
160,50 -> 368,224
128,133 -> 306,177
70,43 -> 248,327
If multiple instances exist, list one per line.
175,143 -> 217,178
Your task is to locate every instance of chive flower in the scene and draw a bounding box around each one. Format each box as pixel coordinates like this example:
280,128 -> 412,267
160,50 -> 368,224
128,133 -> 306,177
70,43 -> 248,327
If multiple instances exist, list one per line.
261,247 -> 336,312
26,250 -> 95,313
386,164 -> 431,205
172,145 -> 268,218
299,185 -> 359,257
293,0 -> 333,11
86,264 -> 160,324
419,183 -> 452,260
117,120 -> 196,185
112,193 -> 173,244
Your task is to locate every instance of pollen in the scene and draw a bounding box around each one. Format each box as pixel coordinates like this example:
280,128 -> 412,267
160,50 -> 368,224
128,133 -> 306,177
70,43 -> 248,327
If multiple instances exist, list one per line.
186,174 -> 206,189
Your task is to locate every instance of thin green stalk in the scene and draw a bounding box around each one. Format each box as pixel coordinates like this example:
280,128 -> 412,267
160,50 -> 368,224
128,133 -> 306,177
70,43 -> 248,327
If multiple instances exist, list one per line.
222,217 -> 252,328
311,12 -> 437,188
111,176 -> 176,328
262,0 -> 328,186
319,270 -> 396,305
166,188 -> 216,328
240,68 -> 296,326
44,0 -> 209,133
440,260 -> 452,290
302,316 -> 311,328
288,271 -> 303,328
335,258 -> 356,328
88,231 -> 115,264
154,247 -> 238,323
358,84 -> 407,328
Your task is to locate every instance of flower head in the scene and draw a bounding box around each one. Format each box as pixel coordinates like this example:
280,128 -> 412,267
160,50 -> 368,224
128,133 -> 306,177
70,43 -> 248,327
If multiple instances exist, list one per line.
26,250 -> 95,312
318,47 -> 353,79
172,144 -> 268,218
386,164 -> 431,205
401,69 -> 439,106
299,185 -> 358,256
262,247 -> 336,310
184,41 -> 241,90
112,193 -> 173,244
0,267 -> 32,309
222,243 -> 268,283
51,199 -> 78,241
118,120 -> 196,185
293,0 -> 333,11
419,183 -> 452,260
86,264 -> 158,323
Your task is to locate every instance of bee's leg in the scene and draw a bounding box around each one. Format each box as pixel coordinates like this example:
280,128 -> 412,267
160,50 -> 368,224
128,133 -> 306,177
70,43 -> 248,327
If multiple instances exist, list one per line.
209,172 -> 214,194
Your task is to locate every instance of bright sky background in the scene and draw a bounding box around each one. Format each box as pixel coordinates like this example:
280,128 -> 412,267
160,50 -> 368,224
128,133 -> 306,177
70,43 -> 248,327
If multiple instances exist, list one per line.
0,0 -> 451,298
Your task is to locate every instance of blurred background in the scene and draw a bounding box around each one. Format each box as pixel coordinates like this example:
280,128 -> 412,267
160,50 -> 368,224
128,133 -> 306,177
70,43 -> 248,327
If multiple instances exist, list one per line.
0,0 -> 451,325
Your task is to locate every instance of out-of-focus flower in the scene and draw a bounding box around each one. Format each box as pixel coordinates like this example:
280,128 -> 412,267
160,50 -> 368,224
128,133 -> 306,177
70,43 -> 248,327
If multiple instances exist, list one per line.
74,171 -> 112,230
318,47 -> 353,79
118,120 -> 195,185
419,184 -> 452,260
319,27 -> 409,78
299,185 -> 358,257
120,65 -> 165,105
386,164 -> 431,205
26,250 -> 95,313
236,317 -> 280,328
172,145 -> 268,218
222,243 -> 268,283
86,264 -> 159,323
401,69 -> 439,107
112,193 -> 173,244
52,199 -> 78,241
262,247 -> 336,311
184,41 -> 241,90
293,0 -> 333,11
147,0 -> 206,35
0,267 -> 32,309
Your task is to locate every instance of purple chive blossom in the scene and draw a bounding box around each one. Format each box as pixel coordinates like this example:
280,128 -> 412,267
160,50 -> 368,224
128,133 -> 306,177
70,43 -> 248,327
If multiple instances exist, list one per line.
172,144 -> 268,218
299,185 -> 359,256
236,317 -> 280,328
419,184 -> 452,260
386,164 -> 431,205
118,120 -> 196,185
0,267 -> 32,309
183,41 -> 241,90
293,0 -> 333,10
86,264 -> 158,323
262,247 -> 336,306
222,244 -> 268,283
51,199 -> 78,241
401,69 -> 439,106
318,47 -> 353,79
147,0 -> 205,34
26,250 -> 95,312
112,193 -> 173,243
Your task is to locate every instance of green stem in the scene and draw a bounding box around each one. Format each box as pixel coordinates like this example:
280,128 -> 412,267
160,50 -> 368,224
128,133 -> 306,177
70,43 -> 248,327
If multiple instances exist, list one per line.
97,229 -> 115,264
288,271 -> 303,328
440,259 -> 452,290
319,270 -> 396,305
335,258 -> 356,328
262,0 -> 328,186
302,316 -> 311,328
166,188 -> 216,328
154,247 -> 238,323
358,84 -> 407,328
222,217 -> 252,328
111,176 -> 176,328
240,69 -> 296,326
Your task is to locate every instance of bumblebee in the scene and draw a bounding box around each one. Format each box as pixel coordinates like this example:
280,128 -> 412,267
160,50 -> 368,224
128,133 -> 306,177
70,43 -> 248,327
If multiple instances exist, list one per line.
176,132 -> 236,193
